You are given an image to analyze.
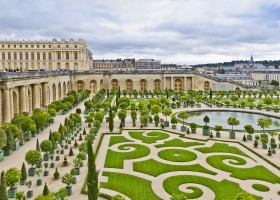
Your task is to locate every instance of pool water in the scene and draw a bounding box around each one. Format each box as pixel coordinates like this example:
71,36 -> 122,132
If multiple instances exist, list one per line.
177,111 -> 280,131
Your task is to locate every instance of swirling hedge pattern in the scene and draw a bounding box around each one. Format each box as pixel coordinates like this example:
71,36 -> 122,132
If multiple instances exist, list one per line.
99,130 -> 280,200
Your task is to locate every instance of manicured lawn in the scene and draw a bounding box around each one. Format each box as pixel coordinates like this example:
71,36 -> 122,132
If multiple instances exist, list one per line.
109,135 -> 133,147
158,149 -> 197,162
100,130 -> 280,199
134,159 -> 216,177
252,184 -> 270,192
163,175 -> 261,200
155,138 -> 204,148
195,143 -> 250,158
101,171 -> 161,200
104,143 -> 150,168
206,155 -> 280,184
129,131 -> 170,144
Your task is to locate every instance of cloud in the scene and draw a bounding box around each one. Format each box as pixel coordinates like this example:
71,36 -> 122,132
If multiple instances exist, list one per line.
0,0 -> 280,64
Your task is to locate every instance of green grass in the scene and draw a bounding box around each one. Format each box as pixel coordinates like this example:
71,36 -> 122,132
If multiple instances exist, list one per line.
109,135 -> 133,147
252,184 -> 270,192
129,131 -> 170,144
163,175 -> 261,200
158,149 -> 197,162
104,143 -> 150,168
128,98 -> 151,109
195,143 -> 249,158
101,171 -> 161,200
134,159 -> 216,177
206,155 -> 280,184
155,138 -> 204,148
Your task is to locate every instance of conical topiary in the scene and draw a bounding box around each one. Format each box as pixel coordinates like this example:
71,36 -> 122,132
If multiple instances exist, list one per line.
36,139 -> 40,152
0,170 -> 8,200
43,183 -> 49,196
21,162 -> 27,180
69,147 -> 74,156
83,128 -> 86,135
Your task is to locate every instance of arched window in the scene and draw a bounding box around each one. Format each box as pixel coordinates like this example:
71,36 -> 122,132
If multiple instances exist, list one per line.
37,52 -> 40,60
76,80 -> 85,91
140,79 -> 147,91
126,79 -> 133,91
14,52 -> 17,60
111,79 -> 119,90
154,79 -> 161,90
90,80 -> 97,96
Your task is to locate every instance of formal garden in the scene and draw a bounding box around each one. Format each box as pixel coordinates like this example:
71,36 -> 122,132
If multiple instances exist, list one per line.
0,88 -> 280,199
97,130 -> 280,200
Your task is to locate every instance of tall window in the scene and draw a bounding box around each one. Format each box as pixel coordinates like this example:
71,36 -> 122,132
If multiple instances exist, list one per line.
37,52 -> 40,60
76,80 -> 84,91
14,52 -> 17,60
126,80 -> 133,91
140,79 -> 147,91
111,79 -> 118,90
174,79 -> 182,91
57,52 -> 61,60
90,80 -> 97,95
154,79 -> 161,90
66,52 -> 69,60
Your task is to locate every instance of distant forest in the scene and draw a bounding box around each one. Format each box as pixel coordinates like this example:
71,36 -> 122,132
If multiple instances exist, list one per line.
192,60 -> 280,68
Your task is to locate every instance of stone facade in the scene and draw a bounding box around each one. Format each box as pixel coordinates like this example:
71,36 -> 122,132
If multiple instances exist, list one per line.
0,38 -> 91,71
0,39 -> 249,124
0,70 -> 248,123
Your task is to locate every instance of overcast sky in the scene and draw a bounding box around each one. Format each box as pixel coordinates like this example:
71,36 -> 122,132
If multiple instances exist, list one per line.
0,0 -> 280,64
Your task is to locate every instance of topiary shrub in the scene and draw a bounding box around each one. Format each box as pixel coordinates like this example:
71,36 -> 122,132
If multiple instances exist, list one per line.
20,162 -> 27,181
40,140 -> 53,153
63,156 -> 68,166
76,108 -> 81,114
69,148 -> 73,156
53,168 -> 60,179
5,167 -> 21,189
25,150 -> 42,167
42,183 -> 49,196
0,128 -> 7,152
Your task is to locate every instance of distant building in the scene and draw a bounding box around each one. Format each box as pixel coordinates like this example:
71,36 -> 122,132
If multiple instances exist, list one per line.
135,59 -> 161,69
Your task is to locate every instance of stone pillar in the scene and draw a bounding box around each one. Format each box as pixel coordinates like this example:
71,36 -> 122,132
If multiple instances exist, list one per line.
3,89 -> 11,123
19,86 -> 27,113
192,77 -> 195,89
184,77 -> 187,91
10,88 -> 14,120
42,83 -> 49,106
33,84 -> 39,109
163,76 -> 166,90
171,76 -> 174,90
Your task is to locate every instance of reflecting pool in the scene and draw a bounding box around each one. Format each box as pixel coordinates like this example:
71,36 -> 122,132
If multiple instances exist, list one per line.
177,111 -> 280,130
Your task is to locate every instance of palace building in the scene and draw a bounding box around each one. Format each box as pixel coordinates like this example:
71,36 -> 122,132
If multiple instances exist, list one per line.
0,39 -> 248,123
